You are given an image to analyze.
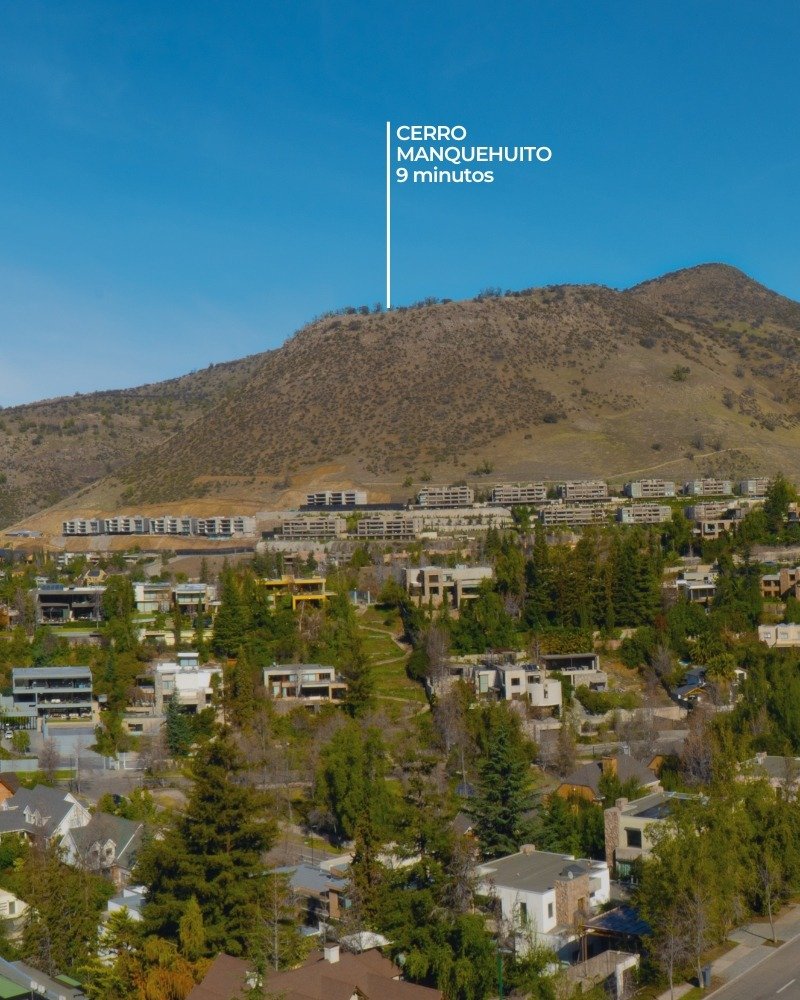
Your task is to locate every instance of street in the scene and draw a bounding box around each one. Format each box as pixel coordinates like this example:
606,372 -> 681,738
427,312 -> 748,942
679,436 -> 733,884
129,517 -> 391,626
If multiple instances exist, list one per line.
712,934 -> 800,1000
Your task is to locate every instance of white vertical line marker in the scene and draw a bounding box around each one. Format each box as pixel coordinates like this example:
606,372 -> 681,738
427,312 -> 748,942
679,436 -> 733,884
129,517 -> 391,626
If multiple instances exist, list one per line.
386,120 -> 391,309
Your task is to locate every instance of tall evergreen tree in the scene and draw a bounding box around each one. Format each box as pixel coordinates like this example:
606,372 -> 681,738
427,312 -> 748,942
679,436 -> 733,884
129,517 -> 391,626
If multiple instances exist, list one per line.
211,571 -> 246,657
140,733 -> 277,955
471,714 -> 533,858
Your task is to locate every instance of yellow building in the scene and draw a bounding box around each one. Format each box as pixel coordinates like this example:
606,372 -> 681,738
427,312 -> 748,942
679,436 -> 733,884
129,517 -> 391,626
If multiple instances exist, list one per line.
259,576 -> 332,610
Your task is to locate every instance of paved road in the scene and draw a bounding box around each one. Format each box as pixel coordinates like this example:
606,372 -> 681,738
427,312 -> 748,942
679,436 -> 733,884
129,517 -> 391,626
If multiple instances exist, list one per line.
713,934 -> 800,999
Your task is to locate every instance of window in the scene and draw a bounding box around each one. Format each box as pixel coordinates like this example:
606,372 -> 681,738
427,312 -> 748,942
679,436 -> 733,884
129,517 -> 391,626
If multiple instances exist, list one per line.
519,902 -> 528,924
625,828 -> 643,849
547,902 -> 554,919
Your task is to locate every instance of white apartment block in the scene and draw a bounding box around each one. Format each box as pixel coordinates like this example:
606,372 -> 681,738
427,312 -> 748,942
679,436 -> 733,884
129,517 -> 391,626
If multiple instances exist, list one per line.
62,518 -> 105,536
624,479 -> 676,499
193,516 -> 256,536
490,483 -> 547,505
62,514 -> 255,537
279,517 -> 347,540
306,490 -> 367,507
473,663 -> 563,710
416,485 -> 474,507
684,479 -> 733,496
559,480 -> 608,502
540,506 -> 607,527
739,478 -> 771,497
617,504 -> 672,525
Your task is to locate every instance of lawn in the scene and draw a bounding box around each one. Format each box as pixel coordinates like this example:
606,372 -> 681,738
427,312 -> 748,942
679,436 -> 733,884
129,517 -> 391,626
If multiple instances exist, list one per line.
358,607 -> 426,704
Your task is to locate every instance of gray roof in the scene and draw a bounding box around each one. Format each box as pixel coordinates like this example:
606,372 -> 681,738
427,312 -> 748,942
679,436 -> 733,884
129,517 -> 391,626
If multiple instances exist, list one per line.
752,755 -> 800,781
559,756 -> 657,798
0,786 -> 80,839
479,849 -> 594,894
69,813 -> 144,870
272,862 -> 346,896
12,666 -> 92,680
0,956 -> 86,998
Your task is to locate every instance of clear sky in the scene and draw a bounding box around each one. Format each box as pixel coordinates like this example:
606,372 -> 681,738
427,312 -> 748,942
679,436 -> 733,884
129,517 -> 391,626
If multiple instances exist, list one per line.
2,1 -> 800,404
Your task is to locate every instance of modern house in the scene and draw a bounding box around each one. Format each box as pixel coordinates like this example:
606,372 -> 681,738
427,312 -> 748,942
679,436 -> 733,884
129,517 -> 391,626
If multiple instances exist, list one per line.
555,755 -> 660,804
404,565 -> 493,606
476,847 -> 610,957
259,575 -> 332,610
262,664 -> 347,705
12,666 -> 93,720
540,653 -> 607,691
472,663 -> 562,712
153,659 -> 222,714
603,790 -> 695,880
674,570 -> 717,604
760,567 -> 800,601
35,585 -> 104,625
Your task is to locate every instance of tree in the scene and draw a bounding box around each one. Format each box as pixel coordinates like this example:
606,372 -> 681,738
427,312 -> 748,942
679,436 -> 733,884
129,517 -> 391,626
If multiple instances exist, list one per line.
140,732 -> 277,955
11,730 -> 30,754
165,698 -> 193,756
652,904 -> 690,1000
212,571 -> 246,658
764,474 -> 797,535
179,896 -> 206,961
471,711 -> 533,858
39,738 -> 60,784
250,871 -> 304,972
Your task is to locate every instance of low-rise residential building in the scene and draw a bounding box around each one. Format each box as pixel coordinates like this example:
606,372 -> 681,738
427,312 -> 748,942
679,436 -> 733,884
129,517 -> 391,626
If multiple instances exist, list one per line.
490,483 -> 547,505
153,658 -> 222,714
355,515 -> 418,539
36,585 -> 104,625
760,567 -> 800,601
62,517 -> 105,536
0,786 -> 91,842
684,479 -> 733,496
617,504 -> 671,525
133,581 -> 171,615
62,514 -> 255,537
259,576 -> 331,609
472,663 -> 562,711
416,485 -> 474,507
624,480 -> 676,499
540,653 -> 607,691
674,570 -> 717,603
603,790 -> 695,879
740,752 -> 800,793
173,582 -> 216,617
0,887 -> 27,930
272,860 -> 349,926
279,517 -> 347,540
739,478 -> 771,497
555,755 -> 660,804
306,490 -> 367,507
758,623 -> 800,648
476,847 -> 610,957
64,814 -> 144,889
559,481 -> 609,502
262,664 -> 347,704
12,666 -> 93,719
540,506 -> 607,527
107,886 -> 146,922
404,565 -> 492,606
0,956 -> 86,999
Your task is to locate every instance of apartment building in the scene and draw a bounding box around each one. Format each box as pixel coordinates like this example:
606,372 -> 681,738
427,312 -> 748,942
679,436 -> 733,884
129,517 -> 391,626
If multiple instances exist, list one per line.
761,567 -> 800,601
12,666 -> 93,719
262,664 -> 347,704
173,583 -> 216,616
404,565 -> 492,606
540,506 -> 607,527
684,479 -> 733,496
624,480 -> 676,499
61,518 -> 104,536
305,490 -> 367,507
153,657 -> 222,714
63,515 -> 255,538
559,481 -> 608,502
355,515 -> 418,539
739,478 -> 771,497
758,623 -> 800,648
105,515 -> 150,534
279,517 -> 346,540
416,485 -> 474,507
617,504 -> 671,525
490,483 -> 547,505
193,516 -> 256,537
36,585 -> 104,625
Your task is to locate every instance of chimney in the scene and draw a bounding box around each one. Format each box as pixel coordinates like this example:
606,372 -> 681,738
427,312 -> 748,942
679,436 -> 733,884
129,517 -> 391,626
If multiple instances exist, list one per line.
324,944 -> 340,964
601,755 -> 618,778
520,844 -> 537,855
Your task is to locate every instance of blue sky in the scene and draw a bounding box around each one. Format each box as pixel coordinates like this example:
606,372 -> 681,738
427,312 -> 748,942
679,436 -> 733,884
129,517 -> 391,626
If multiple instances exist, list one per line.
1,1 -> 800,404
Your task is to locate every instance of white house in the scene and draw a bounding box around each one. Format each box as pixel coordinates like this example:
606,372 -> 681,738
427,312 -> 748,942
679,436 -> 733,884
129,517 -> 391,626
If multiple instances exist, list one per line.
477,847 -> 610,957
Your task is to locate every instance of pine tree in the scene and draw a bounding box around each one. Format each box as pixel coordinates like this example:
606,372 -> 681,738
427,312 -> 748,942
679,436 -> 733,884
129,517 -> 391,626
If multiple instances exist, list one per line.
212,571 -> 246,657
471,714 -> 533,858
179,896 -> 206,961
165,698 -> 193,756
230,647 -> 257,730
140,733 -> 277,955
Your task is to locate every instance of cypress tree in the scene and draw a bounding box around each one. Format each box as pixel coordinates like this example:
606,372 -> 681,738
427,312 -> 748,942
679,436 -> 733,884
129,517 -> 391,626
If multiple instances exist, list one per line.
471,714 -> 533,858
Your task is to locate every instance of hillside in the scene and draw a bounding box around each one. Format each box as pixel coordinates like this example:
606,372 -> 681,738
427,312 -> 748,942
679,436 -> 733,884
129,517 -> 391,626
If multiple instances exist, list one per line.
0,353 -> 266,528
8,263 -> 800,533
